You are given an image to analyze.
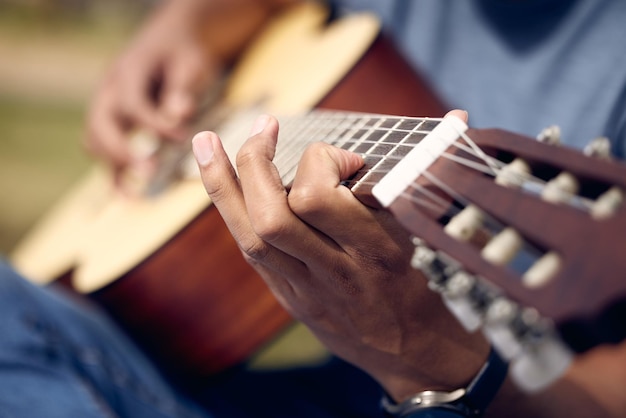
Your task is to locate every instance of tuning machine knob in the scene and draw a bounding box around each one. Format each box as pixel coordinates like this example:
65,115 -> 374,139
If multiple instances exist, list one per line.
536,125 -> 561,145
409,240 -> 487,331
583,136 -> 612,159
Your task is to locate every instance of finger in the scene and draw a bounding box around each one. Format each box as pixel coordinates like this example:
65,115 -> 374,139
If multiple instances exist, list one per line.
85,91 -> 133,171
114,64 -> 188,142
288,142 -> 380,242
445,109 -> 469,123
192,129 -> 308,282
235,116 -> 336,263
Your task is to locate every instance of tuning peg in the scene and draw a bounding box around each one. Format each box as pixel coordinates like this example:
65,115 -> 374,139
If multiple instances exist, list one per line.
481,227 -> 524,266
591,186 -> 624,219
541,172 -> 579,204
509,334 -> 573,392
495,158 -> 531,188
536,125 -> 561,145
444,204 -> 485,242
522,251 -> 561,288
583,136 -> 612,159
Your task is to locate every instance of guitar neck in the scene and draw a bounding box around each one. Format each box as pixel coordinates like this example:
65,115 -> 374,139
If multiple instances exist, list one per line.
217,109 -> 446,206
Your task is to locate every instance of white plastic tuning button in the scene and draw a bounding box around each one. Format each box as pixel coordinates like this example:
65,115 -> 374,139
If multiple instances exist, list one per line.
510,335 -> 573,393
495,158 -> 531,188
536,125 -> 561,145
481,227 -> 523,266
444,204 -> 485,242
583,136 -> 612,159
522,251 -> 561,288
541,172 -> 580,204
591,186 -> 624,219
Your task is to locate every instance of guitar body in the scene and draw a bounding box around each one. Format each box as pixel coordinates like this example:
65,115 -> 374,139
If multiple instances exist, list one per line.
11,3 -> 446,380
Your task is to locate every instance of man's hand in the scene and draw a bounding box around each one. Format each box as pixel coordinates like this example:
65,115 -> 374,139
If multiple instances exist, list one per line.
85,1 -> 219,182
192,113 -> 489,402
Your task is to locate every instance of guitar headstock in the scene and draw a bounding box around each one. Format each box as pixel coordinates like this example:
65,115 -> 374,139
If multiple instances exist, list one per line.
372,116 -> 626,391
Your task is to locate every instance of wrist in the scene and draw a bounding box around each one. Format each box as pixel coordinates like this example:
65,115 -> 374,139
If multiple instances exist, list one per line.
381,348 -> 509,418
382,320 -> 491,402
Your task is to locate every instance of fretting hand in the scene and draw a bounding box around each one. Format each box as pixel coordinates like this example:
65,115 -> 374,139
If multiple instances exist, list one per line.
192,111 -> 490,402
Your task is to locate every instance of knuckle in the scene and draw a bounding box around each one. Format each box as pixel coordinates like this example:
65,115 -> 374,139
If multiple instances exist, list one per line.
235,146 -> 262,171
202,177 -> 230,203
251,209 -> 290,244
239,234 -> 271,264
287,184 -> 323,216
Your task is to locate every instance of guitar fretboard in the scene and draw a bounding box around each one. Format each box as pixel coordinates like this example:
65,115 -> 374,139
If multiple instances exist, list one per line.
214,109 -> 445,207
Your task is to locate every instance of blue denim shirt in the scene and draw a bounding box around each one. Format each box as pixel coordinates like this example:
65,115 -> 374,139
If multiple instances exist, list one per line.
337,0 -> 626,158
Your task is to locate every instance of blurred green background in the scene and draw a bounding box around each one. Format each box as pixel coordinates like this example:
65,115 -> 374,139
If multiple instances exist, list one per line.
0,0 -> 148,255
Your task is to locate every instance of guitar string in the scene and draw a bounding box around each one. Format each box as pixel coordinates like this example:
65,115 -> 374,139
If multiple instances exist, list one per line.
216,110 -> 589,213
324,131 -> 591,211
273,113 -> 503,217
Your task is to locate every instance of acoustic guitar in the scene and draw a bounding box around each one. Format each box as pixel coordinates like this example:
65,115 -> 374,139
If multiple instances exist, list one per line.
10,3 -> 447,381
14,2 -> 624,392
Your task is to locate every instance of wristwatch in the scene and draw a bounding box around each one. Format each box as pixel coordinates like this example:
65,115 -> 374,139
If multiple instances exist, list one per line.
381,348 -> 508,418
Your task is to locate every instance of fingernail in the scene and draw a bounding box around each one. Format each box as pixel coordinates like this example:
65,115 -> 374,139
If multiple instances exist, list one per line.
192,132 -> 214,167
250,114 -> 270,136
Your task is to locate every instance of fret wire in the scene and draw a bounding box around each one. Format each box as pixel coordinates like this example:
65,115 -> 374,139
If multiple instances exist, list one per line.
345,114 -> 385,154
274,113 -> 321,170
283,113 -> 375,181
351,116 -> 404,187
